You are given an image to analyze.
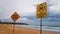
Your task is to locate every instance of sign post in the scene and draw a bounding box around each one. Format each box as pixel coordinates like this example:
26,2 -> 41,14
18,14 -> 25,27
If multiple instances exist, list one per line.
11,12 -> 20,34
36,2 -> 47,34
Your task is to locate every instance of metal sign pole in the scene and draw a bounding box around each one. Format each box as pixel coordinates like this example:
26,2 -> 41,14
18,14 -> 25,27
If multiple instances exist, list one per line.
13,24 -> 14,34
13,22 -> 15,34
40,18 -> 42,34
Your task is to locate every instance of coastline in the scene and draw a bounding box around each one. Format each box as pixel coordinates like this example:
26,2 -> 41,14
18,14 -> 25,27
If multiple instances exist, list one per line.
0,24 -> 60,34
14,26 -> 60,34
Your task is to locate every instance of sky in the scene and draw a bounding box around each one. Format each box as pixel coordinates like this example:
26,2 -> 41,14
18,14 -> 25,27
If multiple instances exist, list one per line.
0,0 -> 60,26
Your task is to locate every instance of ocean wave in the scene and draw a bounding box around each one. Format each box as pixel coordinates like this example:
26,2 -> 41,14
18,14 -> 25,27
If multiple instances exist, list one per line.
42,26 -> 60,32
15,25 -> 40,30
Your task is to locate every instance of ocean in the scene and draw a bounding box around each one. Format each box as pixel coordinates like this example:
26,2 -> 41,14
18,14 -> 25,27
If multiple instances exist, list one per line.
42,26 -> 60,32
15,25 -> 60,32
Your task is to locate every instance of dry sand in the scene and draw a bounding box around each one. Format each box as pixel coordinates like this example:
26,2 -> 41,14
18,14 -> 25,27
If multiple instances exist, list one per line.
14,26 -> 40,34
0,24 -> 60,34
0,24 -> 13,34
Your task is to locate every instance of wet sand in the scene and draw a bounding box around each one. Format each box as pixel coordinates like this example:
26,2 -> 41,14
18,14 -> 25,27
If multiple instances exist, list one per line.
42,30 -> 60,34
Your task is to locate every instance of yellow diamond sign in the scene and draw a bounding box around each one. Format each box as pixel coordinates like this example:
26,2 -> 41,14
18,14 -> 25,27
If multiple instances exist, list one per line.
11,12 -> 20,22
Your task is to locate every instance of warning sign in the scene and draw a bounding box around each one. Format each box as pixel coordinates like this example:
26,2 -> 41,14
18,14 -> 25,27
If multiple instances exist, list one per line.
36,2 -> 47,18
11,12 -> 20,22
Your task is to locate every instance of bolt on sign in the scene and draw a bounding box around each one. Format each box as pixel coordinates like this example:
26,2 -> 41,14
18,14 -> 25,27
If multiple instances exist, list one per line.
11,12 -> 20,22
36,2 -> 47,18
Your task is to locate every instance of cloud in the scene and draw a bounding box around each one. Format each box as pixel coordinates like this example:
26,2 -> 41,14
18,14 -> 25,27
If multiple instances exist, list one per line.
0,0 -> 16,19
1,0 -> 60,26
47,0 -> 60,14
16,18 -> 40,26
0,0 -> 46,19
0,0 -> 46,26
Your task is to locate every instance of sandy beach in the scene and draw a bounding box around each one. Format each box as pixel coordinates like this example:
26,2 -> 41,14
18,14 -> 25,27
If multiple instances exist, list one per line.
14,26 -> 60,34
14,26 -> 40,34
0,24 -> 13,34
42,30 -> 60,34
0,24 -> 60,34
